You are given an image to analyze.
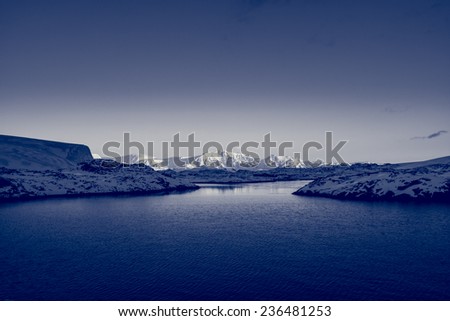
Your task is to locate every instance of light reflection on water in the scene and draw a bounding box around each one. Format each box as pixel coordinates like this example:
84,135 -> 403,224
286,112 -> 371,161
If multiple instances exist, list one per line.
197,181 -> 311,195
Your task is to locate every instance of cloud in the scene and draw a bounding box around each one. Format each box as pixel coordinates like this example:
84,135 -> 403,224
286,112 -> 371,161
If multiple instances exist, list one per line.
411,130 -> 448,140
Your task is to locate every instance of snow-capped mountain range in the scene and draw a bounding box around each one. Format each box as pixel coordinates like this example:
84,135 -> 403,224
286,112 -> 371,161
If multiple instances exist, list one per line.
116,151 -> 336,170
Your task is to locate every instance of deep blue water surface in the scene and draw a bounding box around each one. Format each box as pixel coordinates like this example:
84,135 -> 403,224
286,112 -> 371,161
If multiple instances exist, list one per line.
1,181 -> 449,300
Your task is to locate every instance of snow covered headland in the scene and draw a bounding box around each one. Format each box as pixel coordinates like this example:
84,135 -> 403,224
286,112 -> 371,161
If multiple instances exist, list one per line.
294,157 -> 450,202
0,135 -> 198,201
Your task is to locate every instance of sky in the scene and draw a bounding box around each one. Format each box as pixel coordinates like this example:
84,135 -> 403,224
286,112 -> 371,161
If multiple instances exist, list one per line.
1,0 -> 449,163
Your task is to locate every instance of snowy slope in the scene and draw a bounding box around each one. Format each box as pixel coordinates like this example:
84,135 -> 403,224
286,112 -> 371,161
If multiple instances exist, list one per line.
0,160 -> 198,201
394,156 -> 450,170
294,157 -> 450,202
0,135 -> 197,201
0,135 -> 93,170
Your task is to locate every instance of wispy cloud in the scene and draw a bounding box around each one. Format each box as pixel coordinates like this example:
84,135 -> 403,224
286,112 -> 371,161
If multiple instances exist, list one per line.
411,130 -> 448,140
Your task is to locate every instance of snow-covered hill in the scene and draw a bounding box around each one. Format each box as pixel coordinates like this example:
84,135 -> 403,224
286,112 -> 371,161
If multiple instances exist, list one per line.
0,135 -> 93,170
394,156 -> 450,170
0,135 -> 198,201
294,157 -> 450,202
0,160 -> 198,201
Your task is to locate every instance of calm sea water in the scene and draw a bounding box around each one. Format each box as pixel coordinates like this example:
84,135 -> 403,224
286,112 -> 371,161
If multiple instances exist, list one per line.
0,181 -> 449,300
